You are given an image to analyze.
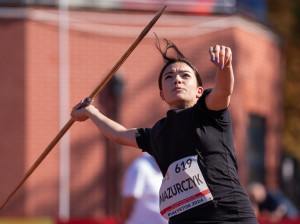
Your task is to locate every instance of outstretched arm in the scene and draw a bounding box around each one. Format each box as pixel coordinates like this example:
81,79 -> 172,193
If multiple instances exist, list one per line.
205,45 -> 234,111
71,101 -> 139,148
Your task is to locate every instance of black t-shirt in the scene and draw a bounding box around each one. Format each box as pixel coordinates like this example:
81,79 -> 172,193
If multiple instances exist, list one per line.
135,89 -> 258,223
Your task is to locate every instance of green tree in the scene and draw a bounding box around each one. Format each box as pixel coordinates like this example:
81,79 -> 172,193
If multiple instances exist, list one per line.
268,0 -> 300,160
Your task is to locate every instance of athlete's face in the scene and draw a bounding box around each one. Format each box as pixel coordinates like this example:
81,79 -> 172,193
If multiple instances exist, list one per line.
160,62 -> 203,109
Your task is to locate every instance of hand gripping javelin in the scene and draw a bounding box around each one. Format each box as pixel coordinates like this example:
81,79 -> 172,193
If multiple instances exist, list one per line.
0,5 -> 167,210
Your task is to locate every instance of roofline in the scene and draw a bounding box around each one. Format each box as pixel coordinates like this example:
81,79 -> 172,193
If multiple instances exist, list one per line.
0,7 -> 280,43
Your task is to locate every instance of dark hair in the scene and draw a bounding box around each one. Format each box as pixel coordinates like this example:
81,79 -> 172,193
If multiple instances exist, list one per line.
155,35 -> 202,90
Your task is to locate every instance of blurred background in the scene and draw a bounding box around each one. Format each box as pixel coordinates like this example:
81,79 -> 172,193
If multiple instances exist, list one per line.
0,0 -> 299,223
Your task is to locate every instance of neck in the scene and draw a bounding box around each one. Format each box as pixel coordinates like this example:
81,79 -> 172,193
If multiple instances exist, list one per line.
169,101 -> 196,110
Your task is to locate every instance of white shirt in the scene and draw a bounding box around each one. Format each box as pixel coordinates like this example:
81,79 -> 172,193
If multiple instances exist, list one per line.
122,154 -> 167,224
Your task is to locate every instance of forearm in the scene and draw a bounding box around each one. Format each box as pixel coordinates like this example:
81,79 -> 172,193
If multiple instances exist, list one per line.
206,45 -> 234,110
205,65 -> 234,110
214,65 -> 234,97
85,106 -> 138,148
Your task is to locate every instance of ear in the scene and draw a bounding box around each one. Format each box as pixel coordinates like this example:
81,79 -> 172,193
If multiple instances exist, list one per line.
160,91 -> 165,101
196,86 -> 204,98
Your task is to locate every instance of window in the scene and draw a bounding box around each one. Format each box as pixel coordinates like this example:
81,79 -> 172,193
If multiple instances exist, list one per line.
247,114 -> 266,184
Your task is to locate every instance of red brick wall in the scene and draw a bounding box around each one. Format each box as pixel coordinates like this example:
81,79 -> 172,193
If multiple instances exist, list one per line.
24,19 -> 60,216
231,26 -> 283,188
0,9 -> 283,217
0,19 -> 26,214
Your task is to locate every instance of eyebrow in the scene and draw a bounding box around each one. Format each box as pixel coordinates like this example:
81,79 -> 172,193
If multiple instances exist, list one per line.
163,70 -> 192,76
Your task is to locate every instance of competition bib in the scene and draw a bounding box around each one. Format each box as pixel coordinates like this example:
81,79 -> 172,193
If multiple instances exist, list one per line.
159,155 -> 213,219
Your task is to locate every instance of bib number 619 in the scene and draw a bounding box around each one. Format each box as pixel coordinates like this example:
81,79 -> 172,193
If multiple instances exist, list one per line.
175,158 -> 192,173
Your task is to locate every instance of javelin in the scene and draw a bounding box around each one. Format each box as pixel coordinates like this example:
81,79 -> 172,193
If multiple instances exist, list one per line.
0,5 -> 167,210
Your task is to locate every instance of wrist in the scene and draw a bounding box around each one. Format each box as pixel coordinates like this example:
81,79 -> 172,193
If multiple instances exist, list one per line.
85,105 -> 99,116
218,64 -> 232,72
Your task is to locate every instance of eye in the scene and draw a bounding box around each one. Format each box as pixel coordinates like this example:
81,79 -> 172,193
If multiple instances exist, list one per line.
164,75 -> 172,80
182,73 -> 191,78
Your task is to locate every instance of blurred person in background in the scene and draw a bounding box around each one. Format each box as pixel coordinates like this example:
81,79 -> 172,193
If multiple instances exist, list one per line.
247,182 -> 299,222
120,152 -> 167,224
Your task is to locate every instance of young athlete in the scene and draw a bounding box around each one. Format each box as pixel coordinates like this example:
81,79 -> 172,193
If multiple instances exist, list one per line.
71,38 -> 258,223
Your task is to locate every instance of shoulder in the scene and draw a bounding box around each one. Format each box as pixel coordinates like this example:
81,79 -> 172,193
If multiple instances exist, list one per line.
197,88 -> 227,111
195,88 -> 231,124
197,88 -> 214,110
137,118 -> 167,142
130,156 -> 157,177
126,157 -> 148,178
134,155 -> 151,167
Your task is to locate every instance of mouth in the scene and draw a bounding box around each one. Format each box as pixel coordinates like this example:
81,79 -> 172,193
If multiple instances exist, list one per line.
172,87 -> 185,92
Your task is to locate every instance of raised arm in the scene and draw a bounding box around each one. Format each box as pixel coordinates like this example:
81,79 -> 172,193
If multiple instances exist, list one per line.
71,101 -> 139,148
205,45 -> 234,111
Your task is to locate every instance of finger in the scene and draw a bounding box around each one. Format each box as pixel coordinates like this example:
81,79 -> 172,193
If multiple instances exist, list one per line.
219,45 -> 226,69
70,109 -> 85,122
224,47 -> 232,66
70,113 -> 77,121
72,100 -> 83,110
82,97 -> 94,108
70,110 -> 78,121
209,46 -> 215,61
213,45 -> 220,64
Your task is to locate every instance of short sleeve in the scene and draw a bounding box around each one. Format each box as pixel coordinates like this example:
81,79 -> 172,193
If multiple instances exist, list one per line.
197,88 -> 213,110
196,88 -> 231,125
135,128 -> 152,153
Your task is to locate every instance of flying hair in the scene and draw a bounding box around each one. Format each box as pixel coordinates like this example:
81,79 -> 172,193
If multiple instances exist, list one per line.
154,33 -> 203,90
154,33 -> 185,63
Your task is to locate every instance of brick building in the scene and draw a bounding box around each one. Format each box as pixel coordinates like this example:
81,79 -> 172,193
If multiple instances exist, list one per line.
0,7 -> 283,218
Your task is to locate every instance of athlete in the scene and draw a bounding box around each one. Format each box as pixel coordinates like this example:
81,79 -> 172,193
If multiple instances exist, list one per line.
71,38 -> 258,223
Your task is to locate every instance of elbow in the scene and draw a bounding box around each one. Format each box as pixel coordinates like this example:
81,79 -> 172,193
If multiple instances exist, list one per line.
113,130 -> 135,147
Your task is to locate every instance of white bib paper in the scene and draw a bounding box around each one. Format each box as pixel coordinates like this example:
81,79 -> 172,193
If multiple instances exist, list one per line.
159,155 -> 213,219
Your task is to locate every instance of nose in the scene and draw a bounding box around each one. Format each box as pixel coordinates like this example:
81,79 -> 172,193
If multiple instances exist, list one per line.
174,75 -> 182,84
